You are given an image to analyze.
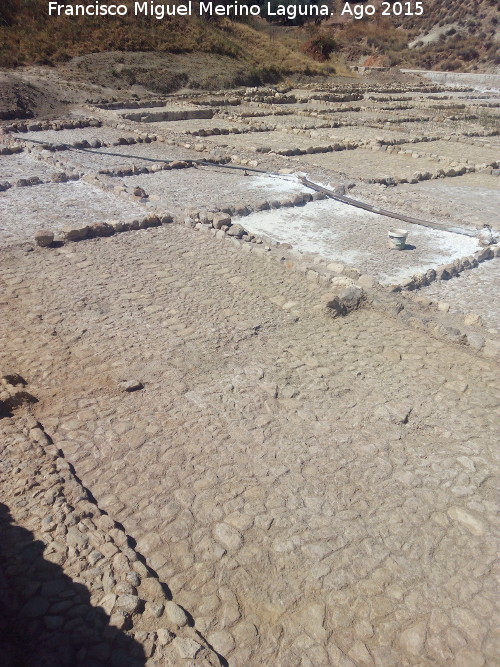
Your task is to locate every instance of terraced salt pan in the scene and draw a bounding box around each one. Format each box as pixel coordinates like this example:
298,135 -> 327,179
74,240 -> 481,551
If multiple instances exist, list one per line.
0,151 -> 57,181
305,126 -> 414,143
297,149 -> 444,181
118,105 -> 213,122
477,135 -> 500,151
468,104 -> 500,116
397,139 -> 499,165
256,101 -> 339,113
0,181 -> 146,246
394,119 -> 492,137
13,127 -> 140,146
235,114 -> 336,129
108,102 -> 195,113
117,169 -> 310,212
381,121 -> 446,135
367,93 -> 415,100
420,259 -> 500,332
144,117 -> 249,134
359,100 -> 415,110
237,198 -> 478,284
225,104 -> 294,118
340,109 -> 429,124
390,174 -> 500,229
53,142 -> 207,172
239,101 -> 361,118
202,130 -> 335,153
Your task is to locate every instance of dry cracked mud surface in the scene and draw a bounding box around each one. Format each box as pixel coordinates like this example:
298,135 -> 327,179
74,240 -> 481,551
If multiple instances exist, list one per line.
1,73 -> 499,666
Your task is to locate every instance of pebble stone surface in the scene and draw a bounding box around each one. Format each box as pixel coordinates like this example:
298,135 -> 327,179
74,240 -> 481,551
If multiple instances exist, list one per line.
0,411 -> 220,667
1,224 -> 499,666
1,77 -> 499,665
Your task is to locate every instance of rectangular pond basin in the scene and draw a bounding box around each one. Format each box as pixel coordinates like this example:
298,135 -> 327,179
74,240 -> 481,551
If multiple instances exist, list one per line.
236,198 -> 479,285
0,181 -> 147,246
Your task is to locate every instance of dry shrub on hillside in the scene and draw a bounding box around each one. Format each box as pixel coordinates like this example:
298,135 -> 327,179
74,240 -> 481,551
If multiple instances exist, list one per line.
301,35 -> 339,62
0,2 -> 244,66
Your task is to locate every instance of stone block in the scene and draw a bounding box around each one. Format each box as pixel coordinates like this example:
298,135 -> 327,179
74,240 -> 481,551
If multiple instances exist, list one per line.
476,247 -> 493,261
34,230 -> 54,248
174,638 -> 202,659
122,380 -> 143,393
64,226 -> 89,242
327,262 -> 345,274
435,325 -> 466,344
164,601 -> 188,627
466,332 -> 485,351
357,274 -> 376,289
226,224 -> 246,239
435,266 -> 451,281
213,213 -> 231,229
89,222 -> 114,238
464,312 -> 482,327
326,287 -> 364,318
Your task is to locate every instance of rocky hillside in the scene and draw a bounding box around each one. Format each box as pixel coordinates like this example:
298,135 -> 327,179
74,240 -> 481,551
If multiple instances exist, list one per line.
330,0 -> 499,70
397,0 -> 498,69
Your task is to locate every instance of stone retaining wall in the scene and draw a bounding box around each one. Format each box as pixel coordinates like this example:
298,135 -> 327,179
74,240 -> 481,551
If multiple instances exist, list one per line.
95,99 -> 168,111
122,109 -> 214,123
3,119 -> 102,133
391,244 -> 500,293
0,374 -> 221,666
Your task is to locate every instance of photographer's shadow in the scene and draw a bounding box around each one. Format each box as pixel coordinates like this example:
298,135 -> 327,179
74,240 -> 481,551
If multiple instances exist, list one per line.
0,502 -> 146,667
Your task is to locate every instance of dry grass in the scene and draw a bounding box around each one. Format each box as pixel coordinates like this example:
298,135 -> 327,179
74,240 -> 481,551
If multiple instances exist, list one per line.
227,21 -> 332,74
0,10 -> 235,66
0,2 -> 333,78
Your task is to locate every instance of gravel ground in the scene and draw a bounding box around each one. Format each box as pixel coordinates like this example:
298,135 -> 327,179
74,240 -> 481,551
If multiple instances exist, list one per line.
1,75 -> 499,666
237,198 -> 479,284
420,258 -> 500,332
